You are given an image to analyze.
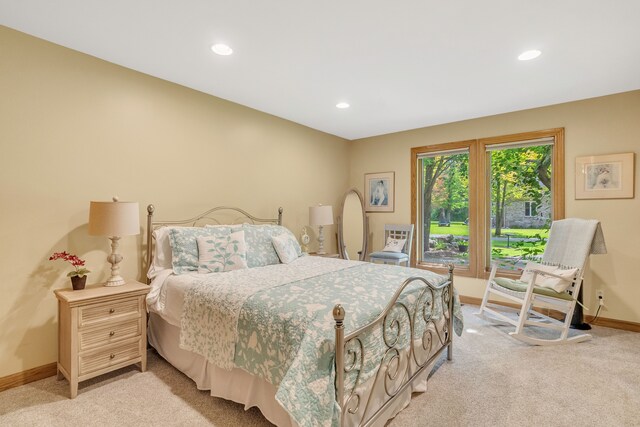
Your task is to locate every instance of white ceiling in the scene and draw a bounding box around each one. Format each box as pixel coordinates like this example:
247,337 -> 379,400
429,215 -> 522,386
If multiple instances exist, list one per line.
2,1 -> 640,140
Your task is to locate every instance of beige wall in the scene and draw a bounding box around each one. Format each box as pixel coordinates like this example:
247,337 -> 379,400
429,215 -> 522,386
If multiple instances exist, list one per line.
349,91 -> 640,324
0,26 -> 349,377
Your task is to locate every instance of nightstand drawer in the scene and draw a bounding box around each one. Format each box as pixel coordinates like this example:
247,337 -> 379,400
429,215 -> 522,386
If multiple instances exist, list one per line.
79,318 -> 141,351
79,298 -> 140,328
79,339 -> 141,376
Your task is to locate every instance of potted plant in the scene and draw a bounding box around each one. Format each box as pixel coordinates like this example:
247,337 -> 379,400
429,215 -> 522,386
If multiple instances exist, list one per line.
49,251 -> 90,290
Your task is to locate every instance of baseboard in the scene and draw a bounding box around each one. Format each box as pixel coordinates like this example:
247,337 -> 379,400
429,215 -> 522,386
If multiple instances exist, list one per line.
0,362 -> 57,393
460,295 -> 640,333
584,315 -> 640,332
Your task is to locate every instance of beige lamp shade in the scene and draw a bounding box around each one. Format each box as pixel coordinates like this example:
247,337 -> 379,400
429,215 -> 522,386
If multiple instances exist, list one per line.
88,201 -> 140,236
309,205 -> 334,226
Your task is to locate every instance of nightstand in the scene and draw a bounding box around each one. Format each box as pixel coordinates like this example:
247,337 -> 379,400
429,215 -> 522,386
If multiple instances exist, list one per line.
308,252 -> 340,258
54,280 -> 149,398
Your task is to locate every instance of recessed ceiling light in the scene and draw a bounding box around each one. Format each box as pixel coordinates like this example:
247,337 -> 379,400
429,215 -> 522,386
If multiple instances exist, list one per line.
518,50 -> 541,61
211,43 -> 233,56
336,102 -> 350,109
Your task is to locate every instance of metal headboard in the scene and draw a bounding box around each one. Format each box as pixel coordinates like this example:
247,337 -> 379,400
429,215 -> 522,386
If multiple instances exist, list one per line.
145,204 -> 283,282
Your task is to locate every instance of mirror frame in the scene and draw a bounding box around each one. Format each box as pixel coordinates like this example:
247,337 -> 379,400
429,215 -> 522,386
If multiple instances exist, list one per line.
337,188 -> 369,261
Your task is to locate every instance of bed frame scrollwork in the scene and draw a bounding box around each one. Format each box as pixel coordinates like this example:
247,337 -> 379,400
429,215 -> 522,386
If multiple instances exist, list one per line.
333,265 -> 454,427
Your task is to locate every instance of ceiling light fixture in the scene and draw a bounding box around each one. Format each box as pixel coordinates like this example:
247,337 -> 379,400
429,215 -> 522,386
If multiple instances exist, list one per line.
336,102 -> 350,109
518,49 -> 541,61
211,43 -> 233,56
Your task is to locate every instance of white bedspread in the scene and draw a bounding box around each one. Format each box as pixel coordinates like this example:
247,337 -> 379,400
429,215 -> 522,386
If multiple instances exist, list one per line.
147,270 -> 198,327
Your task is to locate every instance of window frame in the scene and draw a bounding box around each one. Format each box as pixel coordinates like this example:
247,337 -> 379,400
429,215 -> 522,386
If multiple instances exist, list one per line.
411,140 -> 478,278
524,201 -> 536,218
410,128 -> 565,279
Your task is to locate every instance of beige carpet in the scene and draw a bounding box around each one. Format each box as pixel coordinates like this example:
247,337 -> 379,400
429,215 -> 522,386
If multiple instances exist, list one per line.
1,304 -> 639,426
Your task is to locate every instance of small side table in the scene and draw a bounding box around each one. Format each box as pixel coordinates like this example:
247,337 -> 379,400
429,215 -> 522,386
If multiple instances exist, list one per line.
54,280 -> 149,398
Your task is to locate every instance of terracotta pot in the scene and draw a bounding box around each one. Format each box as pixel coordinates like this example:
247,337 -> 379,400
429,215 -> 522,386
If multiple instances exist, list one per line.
71,275 -> 87,290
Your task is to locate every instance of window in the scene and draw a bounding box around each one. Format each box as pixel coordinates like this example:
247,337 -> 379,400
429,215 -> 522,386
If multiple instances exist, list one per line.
524,201 -> 537,217
486,139 -> 555,272
411,129 -> 564,278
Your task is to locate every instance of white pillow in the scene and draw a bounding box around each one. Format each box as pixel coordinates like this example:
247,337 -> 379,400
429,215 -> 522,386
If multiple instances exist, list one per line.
271,233 -> 300,264
197,230 -> 248,273
170,226 -> 232,274
383,237 -> 407,253
148,227 -> 173,279
520,262 -> 578,293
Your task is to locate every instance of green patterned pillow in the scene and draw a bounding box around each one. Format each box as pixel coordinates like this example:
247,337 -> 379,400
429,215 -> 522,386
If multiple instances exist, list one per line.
242,224 -> 300,268
169,226 -> 231,274
197,230 -> 248,273
272,233 -> 301,264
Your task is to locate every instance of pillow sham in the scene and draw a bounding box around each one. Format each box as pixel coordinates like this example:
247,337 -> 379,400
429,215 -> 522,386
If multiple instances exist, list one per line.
382,237 -> 407,253
520,262 -> 578,293
197,230 -> 248,273
242,224 -> 300,268
169,226 -> 231,274
271,233 -> 301,264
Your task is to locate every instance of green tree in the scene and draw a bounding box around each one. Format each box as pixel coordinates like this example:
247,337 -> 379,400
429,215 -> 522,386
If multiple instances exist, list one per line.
490,145 -> 552,236
521,145 -> 552,203
422,154 -> 466,251
432,160 -> 468,222
491,149 -> 521,236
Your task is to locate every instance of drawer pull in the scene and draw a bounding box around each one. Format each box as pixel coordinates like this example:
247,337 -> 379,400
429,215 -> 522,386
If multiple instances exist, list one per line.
110,354 -> 115,359
109,308 -> 115,314
109,331 -> 115,336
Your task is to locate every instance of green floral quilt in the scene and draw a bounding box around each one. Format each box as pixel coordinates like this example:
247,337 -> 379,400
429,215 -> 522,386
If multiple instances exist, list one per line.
180,257 -> 463,427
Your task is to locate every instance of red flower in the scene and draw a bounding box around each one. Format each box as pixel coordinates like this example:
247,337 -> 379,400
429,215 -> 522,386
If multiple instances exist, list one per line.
49,252 -> 90,277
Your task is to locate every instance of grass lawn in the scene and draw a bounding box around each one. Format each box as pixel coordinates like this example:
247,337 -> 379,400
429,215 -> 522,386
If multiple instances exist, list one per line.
428,221 -> 549,258
429,222 -> 469,236
429,221 -> 549,239
490,246 -> 526,257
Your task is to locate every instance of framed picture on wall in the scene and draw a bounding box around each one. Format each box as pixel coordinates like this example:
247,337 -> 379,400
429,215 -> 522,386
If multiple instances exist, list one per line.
365,171 -> 395,212
575,152 -> 635,199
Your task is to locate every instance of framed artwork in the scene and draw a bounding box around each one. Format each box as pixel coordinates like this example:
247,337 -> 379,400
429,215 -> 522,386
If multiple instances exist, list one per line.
364,172 -> 395,212
575,153 -> 635,199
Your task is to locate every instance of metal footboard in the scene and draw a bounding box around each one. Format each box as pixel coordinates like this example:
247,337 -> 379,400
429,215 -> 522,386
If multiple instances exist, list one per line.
333,265 -> 455,427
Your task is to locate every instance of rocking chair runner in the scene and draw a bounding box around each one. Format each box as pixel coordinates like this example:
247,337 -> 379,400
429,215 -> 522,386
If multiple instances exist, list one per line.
477,218 -> 607,345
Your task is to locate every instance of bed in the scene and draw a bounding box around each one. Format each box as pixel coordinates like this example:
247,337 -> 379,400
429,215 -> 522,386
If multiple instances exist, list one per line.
144,204 -> 463,427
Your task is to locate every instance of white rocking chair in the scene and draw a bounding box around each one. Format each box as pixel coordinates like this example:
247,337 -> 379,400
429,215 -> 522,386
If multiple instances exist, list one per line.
477,218 -> 607,345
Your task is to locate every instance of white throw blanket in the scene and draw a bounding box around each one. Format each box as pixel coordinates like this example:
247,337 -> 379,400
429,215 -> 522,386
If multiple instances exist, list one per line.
542,218 -> 607,270
179,256 -> 363,370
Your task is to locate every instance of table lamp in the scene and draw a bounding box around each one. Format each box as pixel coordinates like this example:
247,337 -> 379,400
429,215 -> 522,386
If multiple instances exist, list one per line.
309,205 -> 334,255
88,197 -> 140,286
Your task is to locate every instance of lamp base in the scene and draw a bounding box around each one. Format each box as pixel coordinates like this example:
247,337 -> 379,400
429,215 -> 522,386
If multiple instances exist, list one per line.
317,225 -> 326,255
104,236 -> 125,287
104,275 -> 126,287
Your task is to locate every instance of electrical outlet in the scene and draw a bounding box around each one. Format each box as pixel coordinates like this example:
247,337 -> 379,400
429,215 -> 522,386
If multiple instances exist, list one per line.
596,290 -> 605,306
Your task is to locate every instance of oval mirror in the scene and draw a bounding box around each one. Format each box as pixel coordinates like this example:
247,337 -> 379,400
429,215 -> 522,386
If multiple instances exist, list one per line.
337,188 -> 368,261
